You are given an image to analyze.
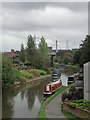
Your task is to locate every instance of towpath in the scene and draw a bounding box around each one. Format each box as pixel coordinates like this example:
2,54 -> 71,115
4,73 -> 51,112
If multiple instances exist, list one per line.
45,88 -> 69,119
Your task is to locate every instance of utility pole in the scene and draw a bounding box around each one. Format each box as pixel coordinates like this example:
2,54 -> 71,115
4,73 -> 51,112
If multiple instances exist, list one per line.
66,41 -> 69,50
56,40 -> 58,53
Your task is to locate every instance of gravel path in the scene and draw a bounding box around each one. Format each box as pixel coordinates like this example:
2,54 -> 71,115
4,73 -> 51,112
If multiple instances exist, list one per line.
45,88 -> 69,119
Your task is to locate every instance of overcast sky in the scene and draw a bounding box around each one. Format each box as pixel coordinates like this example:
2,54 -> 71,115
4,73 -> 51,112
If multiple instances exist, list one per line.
1,2 -> 88,51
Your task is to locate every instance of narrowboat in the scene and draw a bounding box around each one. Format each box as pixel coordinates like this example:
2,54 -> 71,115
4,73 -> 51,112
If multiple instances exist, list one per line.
43,69 -> 62,95
67,72 -> 80,85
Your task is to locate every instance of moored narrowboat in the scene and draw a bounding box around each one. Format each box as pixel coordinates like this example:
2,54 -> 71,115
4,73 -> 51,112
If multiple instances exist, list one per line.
67,72 -> 80,85
43,69 -> 62,95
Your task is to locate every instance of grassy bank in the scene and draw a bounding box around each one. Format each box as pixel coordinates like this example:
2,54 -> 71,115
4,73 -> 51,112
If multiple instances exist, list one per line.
61,104 -> 81,120
37,83 -> 75,118
13,69 -> 48,86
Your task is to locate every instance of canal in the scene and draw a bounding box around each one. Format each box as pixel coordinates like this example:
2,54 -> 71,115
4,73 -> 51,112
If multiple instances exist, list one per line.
2,68 -> 77,118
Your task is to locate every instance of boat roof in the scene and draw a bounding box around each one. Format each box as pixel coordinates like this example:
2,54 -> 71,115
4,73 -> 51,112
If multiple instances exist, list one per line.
68,75 -> 74,78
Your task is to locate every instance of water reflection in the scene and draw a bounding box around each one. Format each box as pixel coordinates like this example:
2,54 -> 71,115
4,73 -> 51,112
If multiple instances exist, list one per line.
2,78 -> 51,118
2,69 -> 76,118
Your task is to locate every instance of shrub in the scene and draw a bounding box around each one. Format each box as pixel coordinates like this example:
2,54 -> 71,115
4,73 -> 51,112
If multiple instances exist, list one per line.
67,99 -> 90,110
28,69 -> 47,76
62,92 -> 68,102
28,69 -> 40,77
73,99 -> 86,103
20,71 -> 32,79
69,86 -> 75,95
19,76 -> 26,84
62,92 -> 72,102
12,67 -> 21,82
67,103 -> 79,108
38,69 -> 47,75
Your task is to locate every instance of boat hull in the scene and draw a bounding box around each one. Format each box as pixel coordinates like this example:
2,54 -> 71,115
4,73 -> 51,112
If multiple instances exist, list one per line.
43,80 -> 62,95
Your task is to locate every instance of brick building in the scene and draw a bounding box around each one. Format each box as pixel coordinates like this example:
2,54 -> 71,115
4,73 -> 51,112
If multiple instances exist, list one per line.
4,49 -> 18,58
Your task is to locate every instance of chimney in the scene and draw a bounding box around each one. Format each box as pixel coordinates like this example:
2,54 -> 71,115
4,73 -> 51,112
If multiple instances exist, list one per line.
56,40 -> 58,53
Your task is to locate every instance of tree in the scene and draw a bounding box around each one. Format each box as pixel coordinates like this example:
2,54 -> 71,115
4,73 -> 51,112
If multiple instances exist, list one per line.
73,35 -> 90,65
73,50 -> 80,64
2,55 -> 13,88
80,35 -> 90,64
19,44 -> 25,64
39,36 -> 50,68
26,35 -> 36,66
32,50 -> 46,69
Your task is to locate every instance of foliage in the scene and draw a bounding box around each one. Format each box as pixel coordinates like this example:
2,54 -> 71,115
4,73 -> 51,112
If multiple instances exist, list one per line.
20,71 -> 33,79
28,69 -> 47,77
26,35 -> 36,66
37,69 -> 47,75
69,86 -> 75,95
67,99 -> 90,110
0,52 -> 2,73
67,103 -> 79,108
11,67 -> 21,82
61,104 -> 81,120
73,35 -> 90,65
19,44 -> 25,63
19,76 -> 27,84
12,55 -> 20,64
39,36 -> 50,69
2,55 -> 13,88
55,50 -> 74,65
2,55 -> 21,88
62,92 -> 72,102
28,69 -> 40,77
30,50 -> 47,69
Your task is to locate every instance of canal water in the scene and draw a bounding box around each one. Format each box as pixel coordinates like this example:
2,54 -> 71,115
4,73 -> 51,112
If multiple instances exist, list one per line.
2,69 -> 77,118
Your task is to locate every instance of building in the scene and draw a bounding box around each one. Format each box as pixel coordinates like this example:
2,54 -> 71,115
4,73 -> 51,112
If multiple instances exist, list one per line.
84,62 -> 90,101
4,49 -> 18,58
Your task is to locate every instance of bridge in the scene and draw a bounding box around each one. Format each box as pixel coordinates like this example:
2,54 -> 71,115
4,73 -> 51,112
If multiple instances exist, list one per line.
48,52 -> 56,67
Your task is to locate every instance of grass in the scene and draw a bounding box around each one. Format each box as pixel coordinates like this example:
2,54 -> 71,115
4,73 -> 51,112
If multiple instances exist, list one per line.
61,104 -> 81,120
37,83 -> 75,119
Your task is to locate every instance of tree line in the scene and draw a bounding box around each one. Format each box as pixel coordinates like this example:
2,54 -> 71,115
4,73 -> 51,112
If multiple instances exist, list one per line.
2,35 -> 50,88
19,35 -> 50,69
73,35 -> 90,65
54,35 -> 90,66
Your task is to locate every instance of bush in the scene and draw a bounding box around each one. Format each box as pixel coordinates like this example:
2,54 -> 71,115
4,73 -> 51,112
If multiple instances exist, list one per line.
20,71 -> 32,79
67,99 -> 90,110
69,86 -> 75,95
28,69 -> 47,77
46,69 -> 52,74
67,103 -> 79,108
12,67 -> 21,82
28,69 -> 40,77
62,92 -> 72,102
19,76 -> 27,84
37,69 -> 47,75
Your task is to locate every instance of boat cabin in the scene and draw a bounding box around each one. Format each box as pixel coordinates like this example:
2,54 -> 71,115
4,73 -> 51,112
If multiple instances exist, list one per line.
52,69 -> 61,80
68,75 -> 75,85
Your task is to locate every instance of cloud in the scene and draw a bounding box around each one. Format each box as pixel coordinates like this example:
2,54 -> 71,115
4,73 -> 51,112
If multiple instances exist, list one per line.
2,2 -> 88,51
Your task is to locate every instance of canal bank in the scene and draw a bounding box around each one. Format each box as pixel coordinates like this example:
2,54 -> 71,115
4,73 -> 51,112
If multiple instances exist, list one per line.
13,74 -> 52,87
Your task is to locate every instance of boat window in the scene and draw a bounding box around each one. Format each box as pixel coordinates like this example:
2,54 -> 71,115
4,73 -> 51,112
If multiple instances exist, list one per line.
68,77 -> 74,81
